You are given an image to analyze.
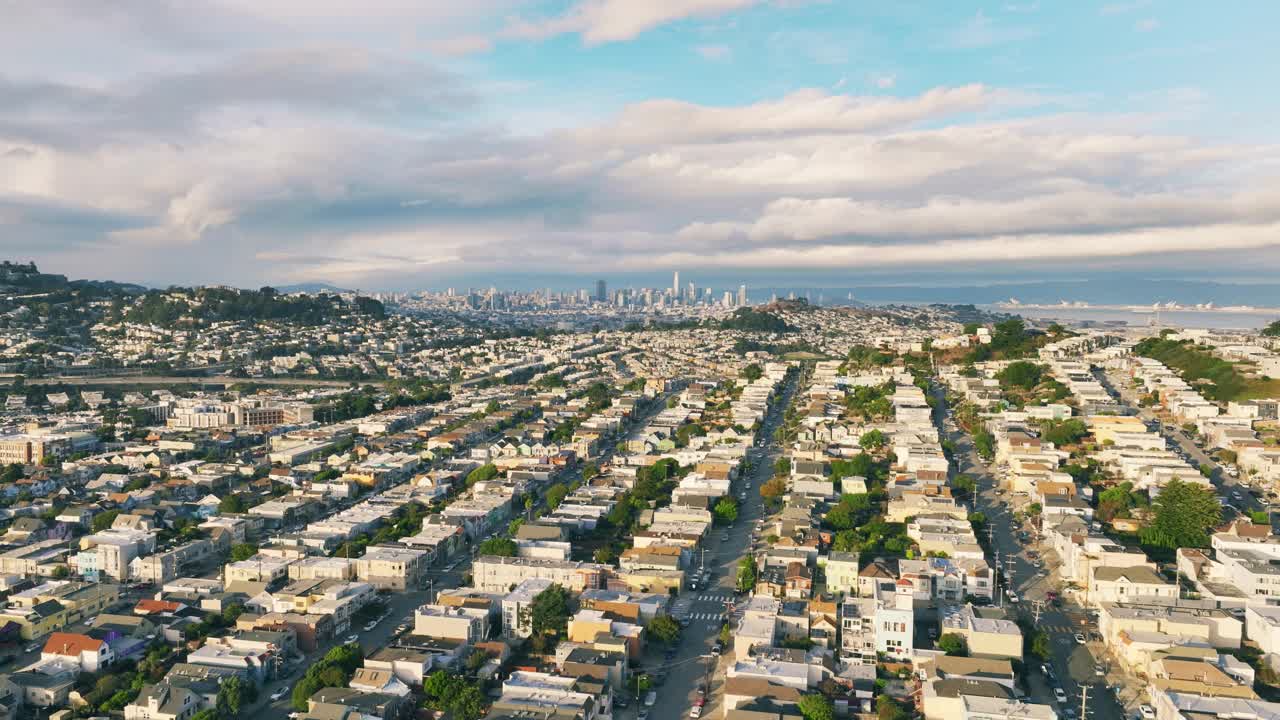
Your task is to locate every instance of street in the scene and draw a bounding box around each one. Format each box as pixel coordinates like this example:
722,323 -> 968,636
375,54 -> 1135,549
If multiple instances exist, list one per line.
644,369 -> 800,720
931,383 -> 1126,720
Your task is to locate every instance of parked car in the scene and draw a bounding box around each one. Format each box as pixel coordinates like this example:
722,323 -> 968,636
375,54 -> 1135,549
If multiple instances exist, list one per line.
1053,688 -> 1068,703
1074,633 -> 1086,644
1139,705 -> 1155,719
689,706 -> 702,718
344,634 -> 359,644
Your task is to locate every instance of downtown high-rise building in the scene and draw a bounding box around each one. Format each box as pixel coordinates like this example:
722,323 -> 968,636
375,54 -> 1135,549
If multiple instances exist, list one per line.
672,271 -> 680,300
738,284 -> 748,307
595,279 -> 607,302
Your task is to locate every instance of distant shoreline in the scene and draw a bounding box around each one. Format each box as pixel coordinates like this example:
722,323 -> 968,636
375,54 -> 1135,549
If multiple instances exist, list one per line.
992,302 -> 1280,315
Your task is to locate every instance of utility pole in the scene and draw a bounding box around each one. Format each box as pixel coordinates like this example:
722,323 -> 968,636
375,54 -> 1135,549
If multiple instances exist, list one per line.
993,548 -> 1001,607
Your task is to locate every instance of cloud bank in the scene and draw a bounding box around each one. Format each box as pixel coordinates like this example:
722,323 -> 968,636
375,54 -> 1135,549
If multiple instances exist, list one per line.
1,2 -> 1277,287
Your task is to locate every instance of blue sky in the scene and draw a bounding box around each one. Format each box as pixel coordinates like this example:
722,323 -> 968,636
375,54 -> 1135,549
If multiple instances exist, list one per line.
2,1 -> 1279,290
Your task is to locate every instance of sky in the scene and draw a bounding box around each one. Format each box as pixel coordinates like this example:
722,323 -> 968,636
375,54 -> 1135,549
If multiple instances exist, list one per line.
3,1 -> 1280,292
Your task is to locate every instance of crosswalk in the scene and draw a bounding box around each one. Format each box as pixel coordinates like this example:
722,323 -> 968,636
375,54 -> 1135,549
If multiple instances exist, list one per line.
688,612 -> 725,621
699,593 -> 733,603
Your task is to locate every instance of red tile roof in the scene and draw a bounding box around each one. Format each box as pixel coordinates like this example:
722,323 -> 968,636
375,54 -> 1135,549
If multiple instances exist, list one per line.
42,632 -> 103,656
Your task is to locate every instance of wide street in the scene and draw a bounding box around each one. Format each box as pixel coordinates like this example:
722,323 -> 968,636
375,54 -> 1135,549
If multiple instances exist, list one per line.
643,369 -> 800,720
931,383 -> 1126,720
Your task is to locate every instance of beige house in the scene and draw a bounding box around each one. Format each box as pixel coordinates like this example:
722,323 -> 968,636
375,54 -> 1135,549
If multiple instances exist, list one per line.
1089,566 -> 1177,607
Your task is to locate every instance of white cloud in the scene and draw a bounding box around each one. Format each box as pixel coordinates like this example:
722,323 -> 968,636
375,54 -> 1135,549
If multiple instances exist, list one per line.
4,56 -> 1277,286
1135,18 -> 1160,32
565,84 -> 1002,146
503,0 -> 762,45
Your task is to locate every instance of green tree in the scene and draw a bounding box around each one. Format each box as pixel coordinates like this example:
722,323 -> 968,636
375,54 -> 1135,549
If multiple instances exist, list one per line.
773,456 -> 791,475
527,584 -> 571,652
877,695 -> 910,720
1042,419 -> 1089,446
1029,629 -> 1051,660
741,363 -> 764,382
997,361 -> 1043,390
952,474 -> 976,497
92,509 -> 121,532
736,556 -> 758,592
798,694 -> 835,720
648,614 -> 681,645
466,463 -> 499,487
713,497 -> 739,524
581,463 -> 600,481
859,429 -> 887,451
1141,478 -> 1222,549
477,537 -> 518,557
218,493 -> 247,514
973,428 -> 995,461
545,482 -> 569,510
216,676 -> 254,717
937,633 -> 968,656
229,543 -> 258,562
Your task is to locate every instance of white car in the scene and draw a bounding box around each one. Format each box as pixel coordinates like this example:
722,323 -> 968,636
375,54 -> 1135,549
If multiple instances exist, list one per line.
270,689 -> 287,701
1074,633 -> 1086,644
1053,688 -> 1068,703
1138,705 -> 1155,719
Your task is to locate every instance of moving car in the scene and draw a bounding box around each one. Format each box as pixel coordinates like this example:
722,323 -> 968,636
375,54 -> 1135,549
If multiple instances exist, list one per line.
1074,633 -> 1086,644
271,689 -> 287,701
344,634 -> 359,644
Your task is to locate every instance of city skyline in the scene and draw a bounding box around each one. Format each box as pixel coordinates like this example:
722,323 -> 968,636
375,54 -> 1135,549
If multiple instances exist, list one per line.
3,2 -> 1280,289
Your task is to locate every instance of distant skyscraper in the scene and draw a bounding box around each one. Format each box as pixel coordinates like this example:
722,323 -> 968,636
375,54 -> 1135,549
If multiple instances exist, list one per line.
595,279 -> 607,302
738,284 -> 748,307
672,271 -> 680,300
688,281 -> 697,303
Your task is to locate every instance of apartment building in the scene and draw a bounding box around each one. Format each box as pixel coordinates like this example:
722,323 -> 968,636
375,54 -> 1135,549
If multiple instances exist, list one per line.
354,545 -> 428,590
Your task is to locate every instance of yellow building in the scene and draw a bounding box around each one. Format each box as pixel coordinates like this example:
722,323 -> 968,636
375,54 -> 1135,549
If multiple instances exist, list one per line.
0,582 -> 118,640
